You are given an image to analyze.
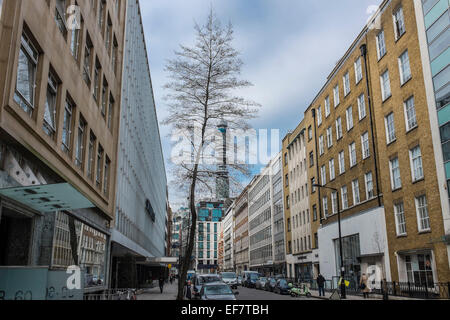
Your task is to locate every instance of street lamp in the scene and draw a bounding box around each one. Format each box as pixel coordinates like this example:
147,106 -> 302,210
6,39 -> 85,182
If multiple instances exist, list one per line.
313,184 -> 346,299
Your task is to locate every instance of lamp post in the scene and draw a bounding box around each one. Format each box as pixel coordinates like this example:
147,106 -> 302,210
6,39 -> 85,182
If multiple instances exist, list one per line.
313,184 -> 346,299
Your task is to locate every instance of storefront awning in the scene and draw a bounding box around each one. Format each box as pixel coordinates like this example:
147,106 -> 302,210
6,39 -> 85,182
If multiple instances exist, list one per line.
0,183 -> 94,212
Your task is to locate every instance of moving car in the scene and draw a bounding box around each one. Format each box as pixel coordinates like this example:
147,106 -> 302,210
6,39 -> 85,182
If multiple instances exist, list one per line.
199,282 -> 239,300
242,271 -> 259,288
191,274 -> 222,299
274,279 -> 290,295
255,277 -> 268,290
220,272 -> 238,289
264,277 -> 277,292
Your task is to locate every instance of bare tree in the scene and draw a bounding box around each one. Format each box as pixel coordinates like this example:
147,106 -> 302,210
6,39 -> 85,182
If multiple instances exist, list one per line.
163,9 -> 259,300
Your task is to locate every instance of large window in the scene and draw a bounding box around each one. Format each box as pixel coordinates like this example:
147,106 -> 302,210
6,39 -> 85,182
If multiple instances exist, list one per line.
334,234 -> 360,280
394,202 -> 407,236
361,132 -> 370,159
323,197 -> 329,217
317,106 -> 322,127
70,14 -> 82,60
393,7 -> 406,39
75,116 -> 86,167
352,179 -> 360,205
325,96 -> 330,117
343,72 -> 350,96
62,98 -> 74,154
346,106 -> 353,131
15,32 -> 39,116
380,70 -> 391,101
399,50 -> 412,85
385,112 -> 396,144
55,0 -> 67,36
87,133 -> 96,180
390,157 -> 402,190
333,85 -> 340,107
327,127 -> 333,148
405,254 -> 434,288
376,30 -> 386,59
329,158 -> 335,181
83,34 -> 93,87
319,135 -> 324,156
404,96 -> 417,131
358,94 -> 366,120
349,142 -> 357,167
410,146 -> 424,182
321,165 -> 327,185
43,71 -> 58,138
416,195 -> 430,232
336,117 -> 343,140
339,151 -> 346,174
365,172 -> 374,199
355,57 -> 363,83
341,186 -> 348,210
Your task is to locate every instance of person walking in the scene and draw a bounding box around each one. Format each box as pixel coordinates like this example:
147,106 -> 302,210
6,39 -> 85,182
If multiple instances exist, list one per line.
317,274 -> 326,297
159,275 -> 165,294
360,273 -> 370,299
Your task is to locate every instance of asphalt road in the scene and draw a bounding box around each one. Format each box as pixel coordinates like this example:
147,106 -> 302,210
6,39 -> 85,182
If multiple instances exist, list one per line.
235,285 -> 319,300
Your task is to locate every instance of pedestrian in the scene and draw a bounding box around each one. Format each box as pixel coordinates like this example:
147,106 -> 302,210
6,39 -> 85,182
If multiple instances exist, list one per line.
360,273 -> 370,299
170,275 -> 174,285
317,273 -> 326,297
186,280 -> 192,300
159,275 -> 165,294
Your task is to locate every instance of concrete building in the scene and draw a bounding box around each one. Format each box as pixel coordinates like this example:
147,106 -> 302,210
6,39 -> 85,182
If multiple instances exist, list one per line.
109,0 -> 168,289
282,120 -> 317,281
271,152 -> 286,275
248,153 -> 283,275
0,0 -> 126,299
194,199 -> 225,274
233,187 -> 250,275
222,204 -> 234,271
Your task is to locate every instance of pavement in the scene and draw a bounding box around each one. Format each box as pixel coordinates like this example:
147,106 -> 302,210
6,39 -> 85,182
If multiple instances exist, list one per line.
137,282 -> 179,300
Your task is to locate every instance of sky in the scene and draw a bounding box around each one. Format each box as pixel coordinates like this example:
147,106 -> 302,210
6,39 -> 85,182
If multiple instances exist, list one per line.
138,0 -> 383,210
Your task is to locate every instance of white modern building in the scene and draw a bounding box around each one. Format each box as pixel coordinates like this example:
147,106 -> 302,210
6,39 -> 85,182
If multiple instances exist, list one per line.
223,205 -> 234,271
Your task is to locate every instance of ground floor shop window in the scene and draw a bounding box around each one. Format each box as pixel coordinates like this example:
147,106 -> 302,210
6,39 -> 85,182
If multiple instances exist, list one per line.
334,234 -> 361,289
404,253 -> 434,288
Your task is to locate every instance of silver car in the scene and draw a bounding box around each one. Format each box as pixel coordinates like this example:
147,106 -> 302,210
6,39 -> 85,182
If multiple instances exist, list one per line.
220,272 -> 238,289
199,282 -> 239,300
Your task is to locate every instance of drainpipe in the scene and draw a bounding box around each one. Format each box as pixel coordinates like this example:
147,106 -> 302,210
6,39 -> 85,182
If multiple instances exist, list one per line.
360,43 -> 382,208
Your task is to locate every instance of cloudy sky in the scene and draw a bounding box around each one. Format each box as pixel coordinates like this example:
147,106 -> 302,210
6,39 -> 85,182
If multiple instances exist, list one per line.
138,0 -> 383,209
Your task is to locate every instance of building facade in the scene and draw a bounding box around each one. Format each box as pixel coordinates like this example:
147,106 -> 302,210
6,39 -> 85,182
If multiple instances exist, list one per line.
110,0 -> 167,289
0,0 -> 126,298
223,204 -> 234,271
233,187 -> 250,275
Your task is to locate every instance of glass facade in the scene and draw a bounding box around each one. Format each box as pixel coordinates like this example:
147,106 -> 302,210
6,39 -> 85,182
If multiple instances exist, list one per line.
334,234 -> 361,288
421,0 -> 450,199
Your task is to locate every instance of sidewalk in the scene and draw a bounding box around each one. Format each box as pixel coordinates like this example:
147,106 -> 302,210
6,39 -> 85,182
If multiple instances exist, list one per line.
309,289 -> 423,300
137,282 -> 178,300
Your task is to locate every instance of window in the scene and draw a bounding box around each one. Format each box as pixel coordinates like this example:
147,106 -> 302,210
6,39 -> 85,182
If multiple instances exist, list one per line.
319,135 -> 324,155
311,178 -> 316,193
75,116 -> 86,167
327,127 -> 333,148
410,146 -> 424,182
349,142 -> 357,167
393,7 -> 406,39
317,106 -> 322,127
70,15 -> 82,60
404,96 -> 417,131
323,197 -> 329,217
111,36 -> 118,73
309,151 -> 314,167
380,70 -> 391,101
346,106 -> 353,131
390,157 -> 402,190
108,94 -> 114,130
105,17 -> 112,52
352,179 -> 360,205
358,94 -> 366,120
355,57 -> 363,83
339,151 -> 346,174
341,186 -> 348,210
361,132 -> 370,159
325,96 -> 330,117
15,32 -> 39,116
98,0 -> 106,31
394,202 -> 407,236
87,133 -> 96,180
43,71 -> 58,138
285,174 -> 289,187
103,157 -> 110,196
96,146 -> 104,188
55,0 -> 67,36
365,172 -> 374,199
385,112 -> 396,144
399,50 -> 411,85
343,72 -> 350,96
333,85 -> 340,107
312,205 -> 317,221
286,196 -> 290,210
93,59 -> 101,102
321,165 -> 327,185
416,195 -> 430,232
336,117 -> 343,140
83,34 -> 93,86
376,30 -> 386,59
62,98 -> 74,154
101,77 -> 108,117
308,126 -> 313,141
329,159 -> 335,181
331,191 -> 338,214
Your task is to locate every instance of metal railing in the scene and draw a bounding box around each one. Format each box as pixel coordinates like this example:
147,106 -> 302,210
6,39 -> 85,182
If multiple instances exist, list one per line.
83,289 -> 138,301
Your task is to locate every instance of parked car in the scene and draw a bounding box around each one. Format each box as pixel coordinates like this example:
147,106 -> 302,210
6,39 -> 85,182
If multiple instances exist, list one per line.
242,271 -> 259,288
220,272 -> 238,289
274,279 -> 290,295
255,277 -> 268,290
264,278 -> 277,292
191,274 -> 223,299
237,275 -> 243,286
199,282 -> 239,300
